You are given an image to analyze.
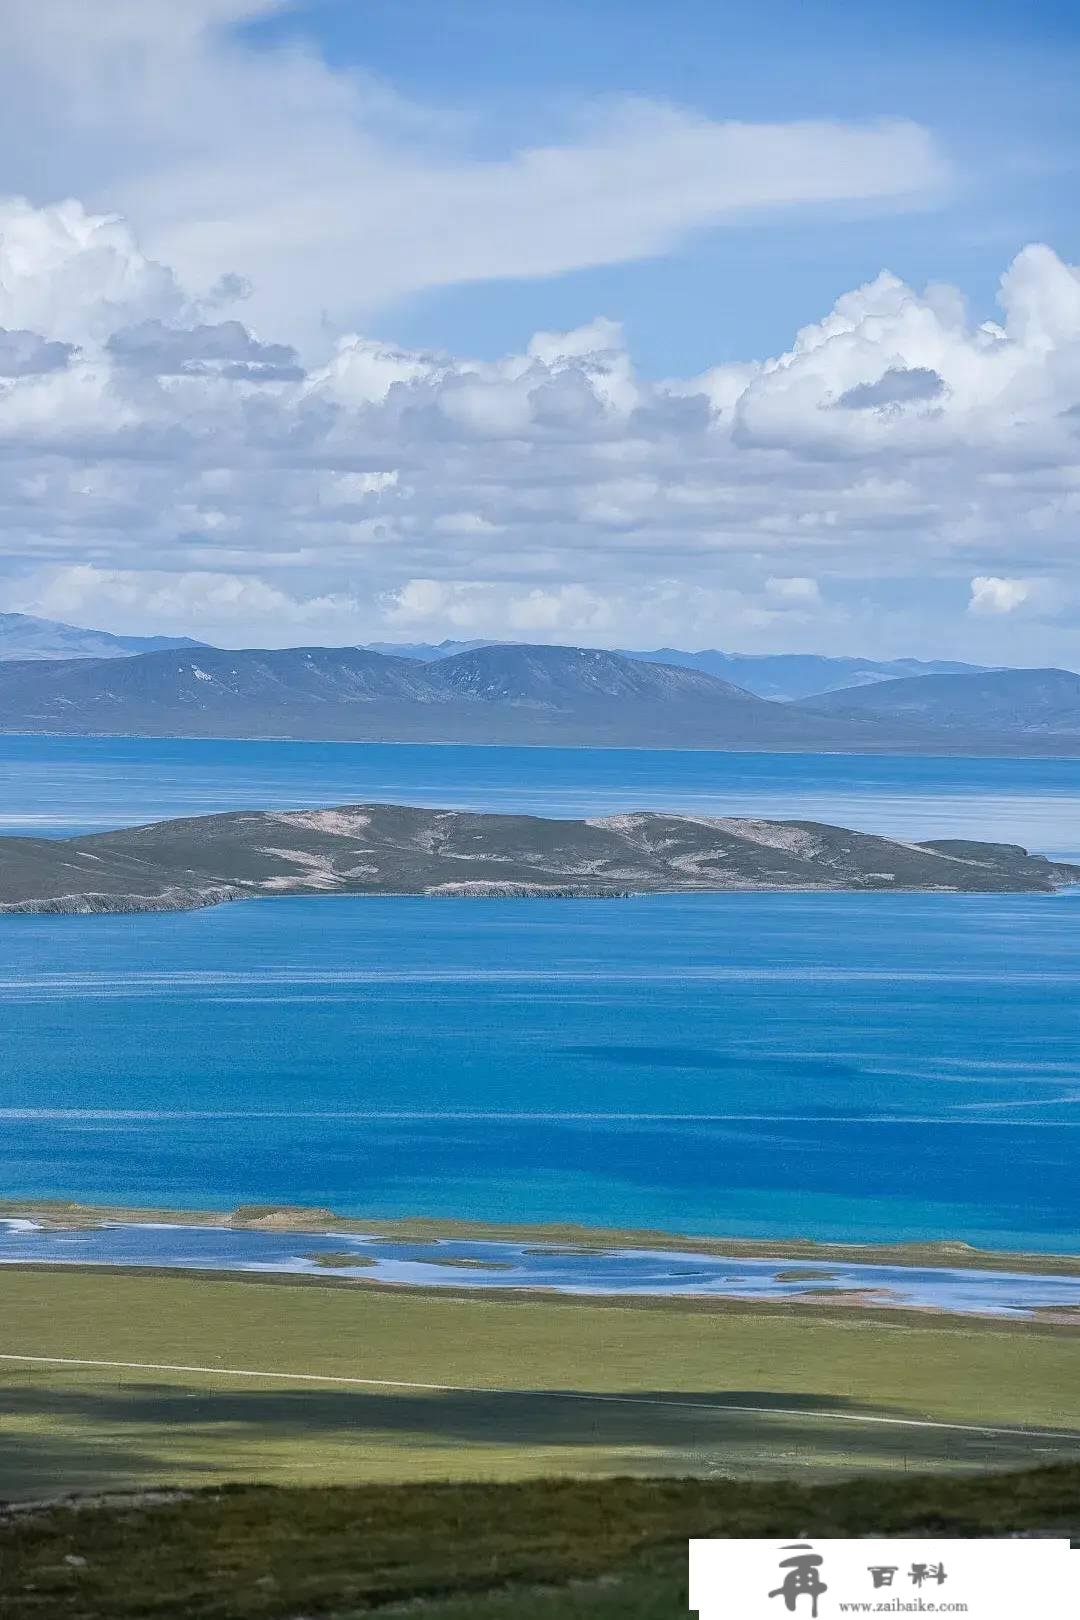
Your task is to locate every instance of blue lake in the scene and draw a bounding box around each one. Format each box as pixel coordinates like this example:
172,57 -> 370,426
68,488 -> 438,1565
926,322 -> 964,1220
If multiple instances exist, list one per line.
2,734 -> 1080,855
2,736 -> 1079,1250
2,873 -> 1078,1249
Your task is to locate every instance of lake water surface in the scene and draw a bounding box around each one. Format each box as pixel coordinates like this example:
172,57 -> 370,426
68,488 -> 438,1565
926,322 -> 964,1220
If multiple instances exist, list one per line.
1,737 -> 1078,1250
2,735 -> 1080,855
2,892 -> 1078,1246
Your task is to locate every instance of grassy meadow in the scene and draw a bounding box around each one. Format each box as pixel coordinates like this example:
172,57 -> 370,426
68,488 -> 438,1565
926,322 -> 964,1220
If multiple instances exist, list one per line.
2,1267 -> 1079,1500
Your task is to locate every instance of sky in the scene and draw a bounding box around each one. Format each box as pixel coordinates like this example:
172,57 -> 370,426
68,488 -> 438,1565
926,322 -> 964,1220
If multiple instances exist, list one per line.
0,0 -> 1078,661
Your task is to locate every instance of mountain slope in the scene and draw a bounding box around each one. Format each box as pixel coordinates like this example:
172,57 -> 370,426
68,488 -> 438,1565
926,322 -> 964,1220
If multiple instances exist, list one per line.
1,803 -> 1074,914
0,644 -> 444,730
0,611 -> 205,661
620,648 -> 989,700
0,642 -> 897,748
364,640 -> 990,699
433,642 -> 758,706
797,667 -> 1080,736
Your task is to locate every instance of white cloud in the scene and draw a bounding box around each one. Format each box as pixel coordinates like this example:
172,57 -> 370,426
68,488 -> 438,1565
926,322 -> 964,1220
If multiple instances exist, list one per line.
967,576 -> 1035,616
0,325 -> 75,376
0,2 -> 949,343
382,579 -> 617,636
0,197 -> 184,342
318,470 -> 400,509
315,338 -> 452,407
1,203 -> 1080,659
432,513 -> 502,536
765,576 -> 822,604
379,576 -> 841,644
107,317 -> 302,380
527,317 -> 625,366
24,564 -> 360,640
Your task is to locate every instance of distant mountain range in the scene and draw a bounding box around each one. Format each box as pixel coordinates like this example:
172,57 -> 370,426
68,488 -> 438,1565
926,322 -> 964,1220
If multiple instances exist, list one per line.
615,649 -> 989,700
796,667 -> 1080,737
365,639 -> 496,663
3,802 -> 1075,915
0,642 -> 890,749
364,640 -> 990,700
0,611 -> 206,662
0,611 -> 1036,708
0,638 -> 1077,753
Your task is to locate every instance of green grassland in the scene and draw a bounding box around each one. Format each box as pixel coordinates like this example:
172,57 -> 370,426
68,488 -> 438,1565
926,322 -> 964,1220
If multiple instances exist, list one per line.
2,1268 -> 1080,1503
4,1468 -> 1080,1620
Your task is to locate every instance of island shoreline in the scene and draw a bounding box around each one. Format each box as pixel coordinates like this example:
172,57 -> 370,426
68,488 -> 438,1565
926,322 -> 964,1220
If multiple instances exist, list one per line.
3,799 -> 1076,915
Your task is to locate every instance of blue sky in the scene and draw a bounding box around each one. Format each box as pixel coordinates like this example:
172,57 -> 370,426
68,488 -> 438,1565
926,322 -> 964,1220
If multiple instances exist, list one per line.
0,0 -> 1078,662
242,0 -> 1080,371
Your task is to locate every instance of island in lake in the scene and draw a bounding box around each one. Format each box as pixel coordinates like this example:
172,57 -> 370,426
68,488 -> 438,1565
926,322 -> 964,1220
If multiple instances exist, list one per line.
1,801 -> 1077,914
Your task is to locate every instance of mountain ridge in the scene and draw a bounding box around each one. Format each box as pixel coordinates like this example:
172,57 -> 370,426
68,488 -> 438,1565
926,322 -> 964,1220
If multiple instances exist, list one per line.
363,639 -> 993,699
1,640 -> 1077,752
796,667 -> 1080,736
0,642 -> 901,750
617,647 -> 991,699
0,610 -> 205,661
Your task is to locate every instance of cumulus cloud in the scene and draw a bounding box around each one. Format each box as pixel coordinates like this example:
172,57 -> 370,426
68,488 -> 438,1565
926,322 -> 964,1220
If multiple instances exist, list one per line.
837,367 -> 945,410
0,326 -> 75,376
107,319 -> 303,380
765,577 -> 822,605
968,576 -> 1036,616
379,576 -> 845,643
0,197 -> 184,342
25,565 -> 360,641
1,200 -> 1080,660
382,580 -> 618,636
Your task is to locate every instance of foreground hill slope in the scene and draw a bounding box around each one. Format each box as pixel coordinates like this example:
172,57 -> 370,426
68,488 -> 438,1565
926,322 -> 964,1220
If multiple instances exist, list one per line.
798,667 -> 1080,736
3,1468 -> 1080,1620
0,642 -> 909,747
1,802 -> 1075,913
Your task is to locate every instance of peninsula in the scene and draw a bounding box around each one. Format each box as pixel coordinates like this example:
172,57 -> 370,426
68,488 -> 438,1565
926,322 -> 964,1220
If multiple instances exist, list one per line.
0,802 -> 1076,915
